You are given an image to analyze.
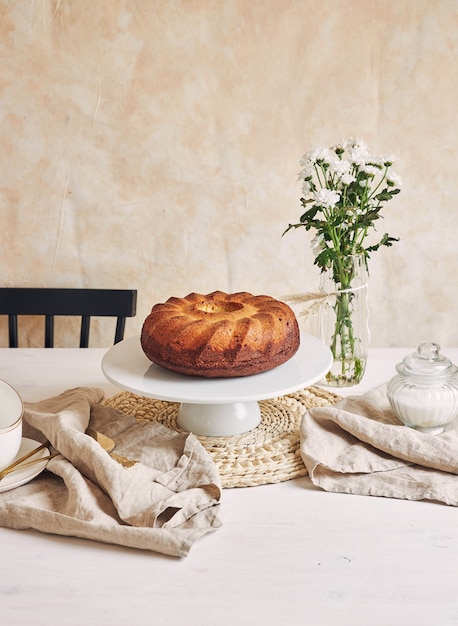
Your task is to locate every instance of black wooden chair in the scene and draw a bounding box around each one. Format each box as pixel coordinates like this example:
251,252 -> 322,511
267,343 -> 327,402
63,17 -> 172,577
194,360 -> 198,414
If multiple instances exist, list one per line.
0,288 -> 137,347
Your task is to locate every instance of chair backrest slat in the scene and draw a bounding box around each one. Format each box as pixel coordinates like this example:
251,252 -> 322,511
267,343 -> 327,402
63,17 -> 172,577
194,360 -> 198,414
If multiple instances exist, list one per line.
45,315 -> 54,348
114,317 -> 127,345
0,288 -> 137,348
80,315 -> 91,348
8,315 -> 18,348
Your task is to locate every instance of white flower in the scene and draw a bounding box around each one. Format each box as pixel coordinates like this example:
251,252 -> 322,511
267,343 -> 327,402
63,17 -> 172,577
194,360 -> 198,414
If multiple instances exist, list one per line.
328,158 -> 351,176
340,173 -> 356,185
302,180 -> 313,195
298,158 -> 314,179
314,188 -> 340,208
378,154 -> 397,166
387,172 -> 402,188
332,142 -> 345,153
303,147 -> 335,165
347,141 -> 370,166
362,165 -> 378,177
342,137 -> 357,149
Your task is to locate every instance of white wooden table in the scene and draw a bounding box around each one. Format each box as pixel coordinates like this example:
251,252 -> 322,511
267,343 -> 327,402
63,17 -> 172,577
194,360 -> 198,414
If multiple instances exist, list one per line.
1,346 -> 458,626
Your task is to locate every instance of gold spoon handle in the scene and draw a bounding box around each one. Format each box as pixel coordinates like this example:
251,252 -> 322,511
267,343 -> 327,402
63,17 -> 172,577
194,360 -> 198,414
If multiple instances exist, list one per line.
0,453 -> 58,481
0,441 -> 49,475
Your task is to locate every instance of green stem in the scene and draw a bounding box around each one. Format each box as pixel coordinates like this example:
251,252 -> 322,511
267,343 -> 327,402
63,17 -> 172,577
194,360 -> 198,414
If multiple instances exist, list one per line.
327,255 -> 363,382
366,165 -> 388,201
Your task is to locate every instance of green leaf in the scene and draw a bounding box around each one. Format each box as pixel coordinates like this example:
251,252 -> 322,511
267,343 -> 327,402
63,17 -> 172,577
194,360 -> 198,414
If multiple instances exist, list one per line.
375,190 -> 394,201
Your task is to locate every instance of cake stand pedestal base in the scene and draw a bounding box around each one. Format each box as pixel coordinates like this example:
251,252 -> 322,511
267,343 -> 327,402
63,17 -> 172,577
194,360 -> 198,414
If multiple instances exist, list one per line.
177,401 -> 260,436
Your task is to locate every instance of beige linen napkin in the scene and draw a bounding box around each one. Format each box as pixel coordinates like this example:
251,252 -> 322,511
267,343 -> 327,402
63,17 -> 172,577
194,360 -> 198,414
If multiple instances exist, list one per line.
300,384 -> 458,505
0,388 -> 222,557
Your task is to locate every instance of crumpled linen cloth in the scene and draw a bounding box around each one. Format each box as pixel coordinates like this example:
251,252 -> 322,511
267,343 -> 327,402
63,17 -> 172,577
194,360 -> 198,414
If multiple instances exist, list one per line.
300,384 -> 458,505
0,387 -> 222,557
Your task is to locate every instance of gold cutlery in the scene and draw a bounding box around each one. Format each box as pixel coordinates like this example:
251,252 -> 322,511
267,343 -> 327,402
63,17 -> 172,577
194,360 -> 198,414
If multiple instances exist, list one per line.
0,443 -> 56,481
86,428 -> 137,467
0,429 -> 136,481
86,428 -> 116,453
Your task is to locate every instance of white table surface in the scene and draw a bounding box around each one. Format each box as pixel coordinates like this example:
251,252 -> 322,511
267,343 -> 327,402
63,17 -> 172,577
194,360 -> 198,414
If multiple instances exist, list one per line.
1,346 -> 458,626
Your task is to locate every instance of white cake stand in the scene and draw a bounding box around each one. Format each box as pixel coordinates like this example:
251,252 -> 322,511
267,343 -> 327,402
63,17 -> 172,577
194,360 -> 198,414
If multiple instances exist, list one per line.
101,334 -> 332,437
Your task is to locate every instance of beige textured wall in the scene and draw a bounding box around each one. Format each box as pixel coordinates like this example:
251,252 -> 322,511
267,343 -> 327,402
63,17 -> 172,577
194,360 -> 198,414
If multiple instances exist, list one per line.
1,0 -> 457,348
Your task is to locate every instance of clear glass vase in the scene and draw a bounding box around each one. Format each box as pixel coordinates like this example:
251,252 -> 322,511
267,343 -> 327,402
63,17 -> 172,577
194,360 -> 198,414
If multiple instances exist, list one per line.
317,254 -> 370,387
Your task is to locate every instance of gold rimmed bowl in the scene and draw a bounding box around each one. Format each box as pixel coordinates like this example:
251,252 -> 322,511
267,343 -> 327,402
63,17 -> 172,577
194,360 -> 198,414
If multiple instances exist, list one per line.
0,379 -> 24,470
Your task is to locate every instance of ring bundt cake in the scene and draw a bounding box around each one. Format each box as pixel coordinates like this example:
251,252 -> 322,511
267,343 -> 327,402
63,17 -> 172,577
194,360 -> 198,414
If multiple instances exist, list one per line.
140,290 -> 300,378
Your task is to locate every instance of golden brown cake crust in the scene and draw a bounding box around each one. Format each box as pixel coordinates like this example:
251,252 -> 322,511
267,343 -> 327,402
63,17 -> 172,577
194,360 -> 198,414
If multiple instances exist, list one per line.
140,291 -> 300,378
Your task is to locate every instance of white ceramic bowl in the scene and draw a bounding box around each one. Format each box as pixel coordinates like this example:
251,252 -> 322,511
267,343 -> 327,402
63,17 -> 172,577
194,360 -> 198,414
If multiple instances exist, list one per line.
0,380 -> 23,470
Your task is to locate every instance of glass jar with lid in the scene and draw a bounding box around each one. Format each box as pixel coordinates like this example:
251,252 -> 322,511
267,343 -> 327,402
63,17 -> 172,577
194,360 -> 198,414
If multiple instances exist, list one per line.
387,342 -> 458,435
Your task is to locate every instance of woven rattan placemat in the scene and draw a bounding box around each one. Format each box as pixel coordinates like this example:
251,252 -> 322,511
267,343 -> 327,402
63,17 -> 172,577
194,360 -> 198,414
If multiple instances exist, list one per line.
104,386 -> 341,488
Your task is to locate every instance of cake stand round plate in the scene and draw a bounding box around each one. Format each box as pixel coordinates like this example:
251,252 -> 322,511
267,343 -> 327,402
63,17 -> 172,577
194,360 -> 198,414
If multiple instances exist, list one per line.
102,334 -> 332,436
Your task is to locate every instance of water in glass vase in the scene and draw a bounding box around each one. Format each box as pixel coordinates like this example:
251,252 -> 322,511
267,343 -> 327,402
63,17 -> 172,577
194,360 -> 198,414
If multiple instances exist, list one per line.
317,254 -> 370,387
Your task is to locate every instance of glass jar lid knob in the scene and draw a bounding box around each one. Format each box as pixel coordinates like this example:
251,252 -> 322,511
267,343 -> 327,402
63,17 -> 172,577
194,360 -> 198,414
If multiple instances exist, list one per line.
396,342 -> 457,380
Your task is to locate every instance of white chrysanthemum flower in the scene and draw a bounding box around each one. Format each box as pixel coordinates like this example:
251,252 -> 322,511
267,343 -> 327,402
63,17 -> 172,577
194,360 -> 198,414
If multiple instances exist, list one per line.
379,154 -> 397,166
342,137 -> 357,149
387,172 -> 402,188
302,180 -> 313,195
340,173 -> 356,185
362,165 -> 378,177
329,158 -> 351,176
298,163 -> 313,180
314,188 -> 340,208
347,140 -> 371,166
305,147 -> 335,165
299,154 -> 310,168
332,141 -> 345,153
